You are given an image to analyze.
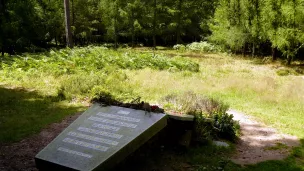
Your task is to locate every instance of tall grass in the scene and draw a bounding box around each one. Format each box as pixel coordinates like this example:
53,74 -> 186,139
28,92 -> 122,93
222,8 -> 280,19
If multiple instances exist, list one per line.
127,54 -> 304,138
0,46 -> 200,142
0,46 -> 199,99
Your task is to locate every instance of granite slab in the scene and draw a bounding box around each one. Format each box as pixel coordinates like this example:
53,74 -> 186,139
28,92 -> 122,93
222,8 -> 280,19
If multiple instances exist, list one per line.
35,104 -> 167,171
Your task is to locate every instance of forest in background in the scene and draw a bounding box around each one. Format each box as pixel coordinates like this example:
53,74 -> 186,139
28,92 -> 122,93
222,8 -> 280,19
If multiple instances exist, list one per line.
0,0 -> 304,64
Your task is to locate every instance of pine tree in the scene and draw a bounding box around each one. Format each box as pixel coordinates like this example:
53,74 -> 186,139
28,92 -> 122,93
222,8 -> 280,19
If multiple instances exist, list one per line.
64,0 -> 73,48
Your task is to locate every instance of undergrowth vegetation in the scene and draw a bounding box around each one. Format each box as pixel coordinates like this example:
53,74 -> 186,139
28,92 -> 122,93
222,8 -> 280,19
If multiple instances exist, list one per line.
1,46 -> 199,73
0,46 -> 199,101
162,92 -> 240,141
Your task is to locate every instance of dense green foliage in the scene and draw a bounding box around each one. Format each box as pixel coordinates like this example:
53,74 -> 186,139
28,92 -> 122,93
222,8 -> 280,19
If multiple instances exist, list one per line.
1,0 -> 304,63
0,0 -> 217,54
210,0 -> 304,63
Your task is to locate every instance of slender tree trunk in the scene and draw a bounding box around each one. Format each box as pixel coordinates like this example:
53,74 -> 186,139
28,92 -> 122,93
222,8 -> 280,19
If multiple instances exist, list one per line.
290,0 -> 296,65
243,43 -> 246,57
71,0 -> 75,26
287,54 -> 292,65
114,1 -> 118,49
0,0 -> 4,12
252,43 -> 255,57
64,0 -> 73,48
176,0 -> 182,44
272,47 -> 277,61
1,46 -> 4,57
131,28 -> 135,48
55,36 -> 58,46
1,0 -> 6,57
153,0 -> 157,49
131,12 -> 135,48
71,0 -> 75,46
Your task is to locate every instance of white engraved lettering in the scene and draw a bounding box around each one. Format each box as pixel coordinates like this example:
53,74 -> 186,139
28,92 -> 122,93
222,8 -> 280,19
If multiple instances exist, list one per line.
91,123 -> 120,131
117,110 -> 130,115
78,127 -> 123,139
96,112 -> 140,123
89,116 -> 137,128
68,132 -> 118,146
57,147 -> 92,158
63,138 -> 109,151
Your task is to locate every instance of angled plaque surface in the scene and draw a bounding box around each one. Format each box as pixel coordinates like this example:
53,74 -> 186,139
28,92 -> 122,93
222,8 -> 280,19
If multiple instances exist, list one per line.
35,104 -> 167,171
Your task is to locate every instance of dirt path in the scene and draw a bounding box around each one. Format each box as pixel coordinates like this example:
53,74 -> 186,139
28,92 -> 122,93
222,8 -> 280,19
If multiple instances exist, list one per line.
227,110 -> 300,165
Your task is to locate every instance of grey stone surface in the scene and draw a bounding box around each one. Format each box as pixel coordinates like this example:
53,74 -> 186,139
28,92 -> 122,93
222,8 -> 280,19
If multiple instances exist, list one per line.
166,113 -> 194,121
35,104 -> 167,171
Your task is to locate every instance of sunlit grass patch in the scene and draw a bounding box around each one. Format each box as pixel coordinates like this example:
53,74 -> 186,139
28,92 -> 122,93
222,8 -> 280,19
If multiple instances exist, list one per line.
127,53 -> 304,138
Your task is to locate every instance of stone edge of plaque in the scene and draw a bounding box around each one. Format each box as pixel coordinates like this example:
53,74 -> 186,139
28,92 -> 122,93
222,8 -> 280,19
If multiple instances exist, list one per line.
166,113 -> 194,122
35,104 -> 98,171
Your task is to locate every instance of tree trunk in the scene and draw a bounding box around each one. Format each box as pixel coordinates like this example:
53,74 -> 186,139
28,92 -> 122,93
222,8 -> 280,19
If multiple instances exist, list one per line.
71,0 -> 75,46
1,46 -> 4,57
64,0 -> 73,48
272,47 -> 277,61
252,43 -> 255,57
114,0 -> 118,49
131,12 -> 135,48
287,54 -> 292,65
71,0 -> 75,26
176,0 -> 182,44
55,36 -> 58,46
242,44 -> 246,57
131,30 -> 135,48
152,0 -> 157,49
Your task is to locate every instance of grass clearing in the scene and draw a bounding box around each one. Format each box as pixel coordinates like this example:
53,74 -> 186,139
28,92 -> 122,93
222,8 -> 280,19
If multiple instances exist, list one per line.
126,52 -> 304,138
0,46 -> 303,170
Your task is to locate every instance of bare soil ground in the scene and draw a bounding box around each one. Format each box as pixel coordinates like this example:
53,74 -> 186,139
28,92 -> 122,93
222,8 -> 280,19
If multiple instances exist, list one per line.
0,113 -> 81,171
228,110 -> 300,165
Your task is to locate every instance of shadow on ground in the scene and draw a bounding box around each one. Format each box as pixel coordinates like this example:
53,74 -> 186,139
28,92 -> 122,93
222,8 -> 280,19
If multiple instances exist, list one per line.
113,136 -> 304,171
0,86 -> 86,171
0,86 -> 84,143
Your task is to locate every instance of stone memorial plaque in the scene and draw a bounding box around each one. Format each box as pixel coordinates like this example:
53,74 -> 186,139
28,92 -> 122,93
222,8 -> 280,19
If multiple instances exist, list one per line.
35,104 -> 167,171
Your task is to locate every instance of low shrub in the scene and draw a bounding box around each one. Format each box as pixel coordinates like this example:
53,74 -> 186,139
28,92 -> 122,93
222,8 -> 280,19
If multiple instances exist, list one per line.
173,41 -> 222,53
173,44 -> 186,52
276,68 -> 291,76
276,67 -> 301,76
90,86 -> 117,105
162,91 -> 239,141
